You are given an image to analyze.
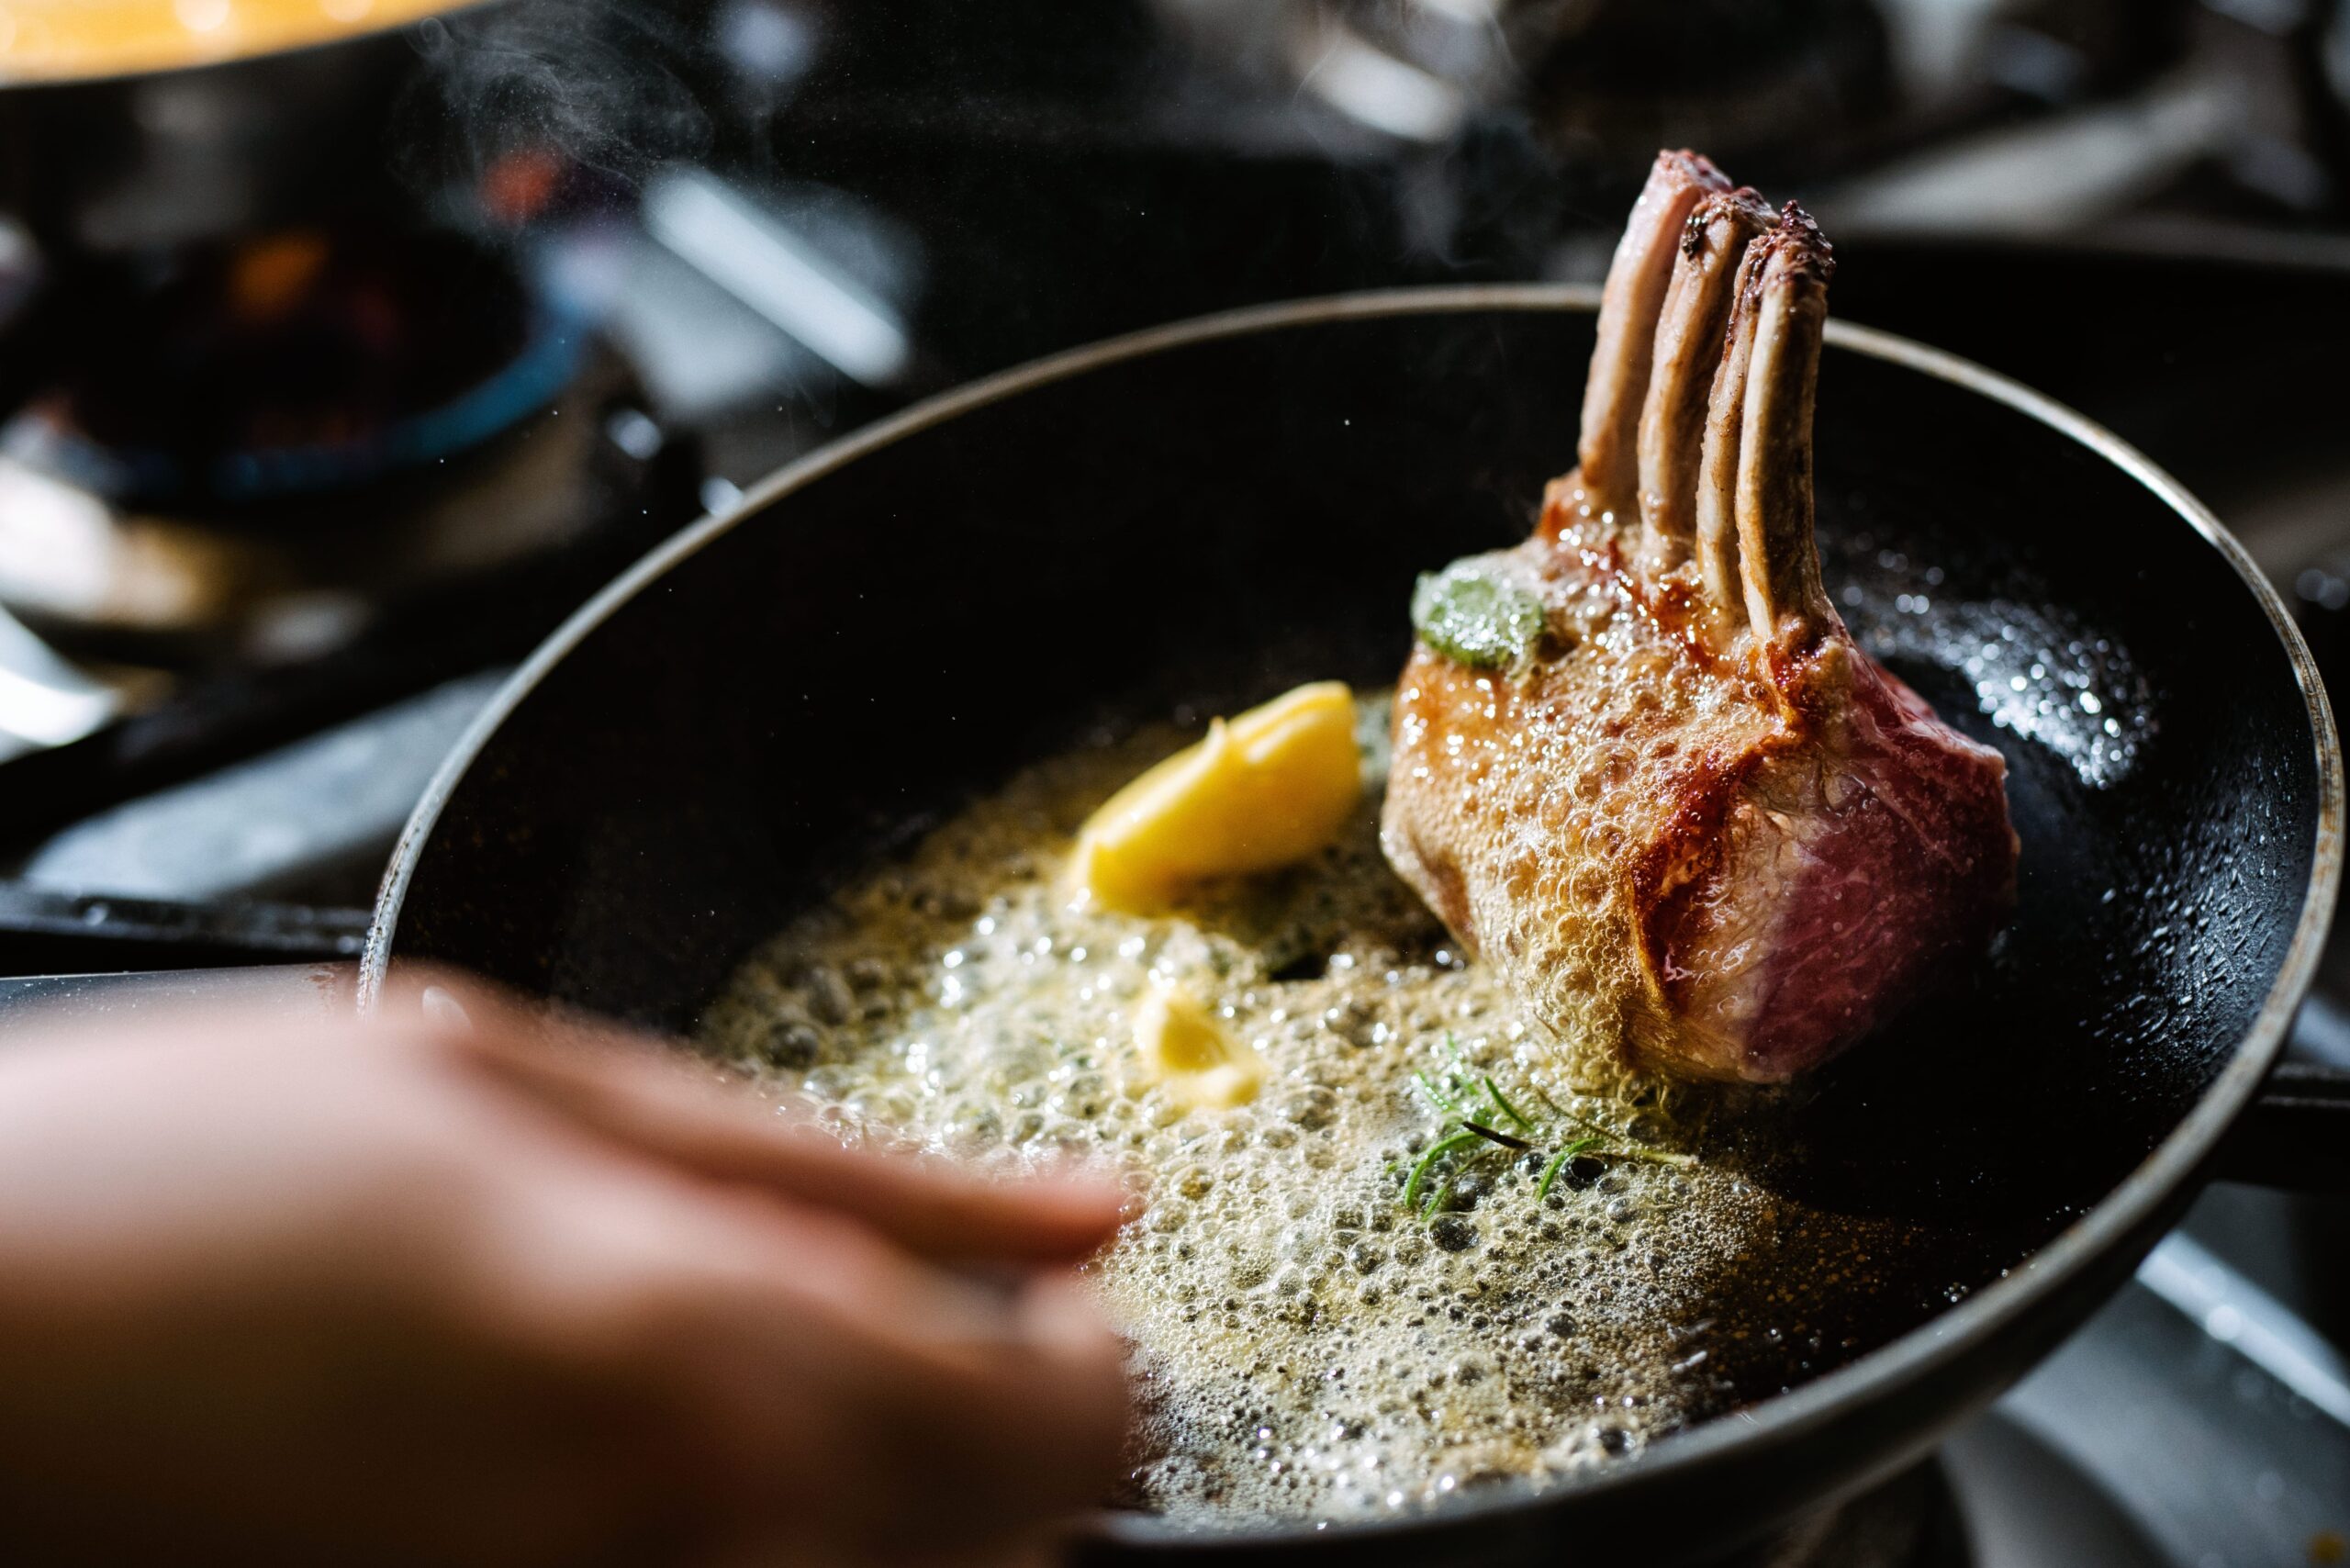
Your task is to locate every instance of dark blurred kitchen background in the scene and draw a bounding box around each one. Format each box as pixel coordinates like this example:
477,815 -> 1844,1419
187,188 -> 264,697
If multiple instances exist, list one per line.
0,2 -> 2344,1561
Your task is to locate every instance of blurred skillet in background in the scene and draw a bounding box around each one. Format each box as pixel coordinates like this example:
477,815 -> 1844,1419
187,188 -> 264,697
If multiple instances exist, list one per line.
0,0 -> 509,262
364,287 -> 2344,1563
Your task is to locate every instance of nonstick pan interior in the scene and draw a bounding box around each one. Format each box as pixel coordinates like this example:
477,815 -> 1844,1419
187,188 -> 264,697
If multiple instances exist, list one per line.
371,289 -> 2335,1559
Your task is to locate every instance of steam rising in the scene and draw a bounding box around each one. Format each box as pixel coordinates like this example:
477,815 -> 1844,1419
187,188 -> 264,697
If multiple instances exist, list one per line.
393,0 -> 714,198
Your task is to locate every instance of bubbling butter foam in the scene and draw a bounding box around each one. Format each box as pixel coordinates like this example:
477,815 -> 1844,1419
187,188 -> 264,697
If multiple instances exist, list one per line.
701,699 -> 1978,1528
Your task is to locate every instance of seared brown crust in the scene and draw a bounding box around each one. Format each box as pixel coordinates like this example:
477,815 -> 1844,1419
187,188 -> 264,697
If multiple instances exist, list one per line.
1384,498 -> 1803,1069
1385,510 -> 2012,1084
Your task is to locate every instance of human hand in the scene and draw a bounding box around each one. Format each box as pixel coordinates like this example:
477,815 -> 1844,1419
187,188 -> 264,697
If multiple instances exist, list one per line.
0,977 -> 1130,1568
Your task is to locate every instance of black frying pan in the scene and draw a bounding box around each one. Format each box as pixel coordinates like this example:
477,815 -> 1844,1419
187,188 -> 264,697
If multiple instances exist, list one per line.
364,287 -> 2343,1564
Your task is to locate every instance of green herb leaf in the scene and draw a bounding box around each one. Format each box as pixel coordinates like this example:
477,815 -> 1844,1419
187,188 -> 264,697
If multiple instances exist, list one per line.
1411,561 -> 1548,671
1404,1129 -> 1483,1210
1426,1149 -> 1490,1219
1535,1136 -> 1601,1204
1401,1045 -> 1698,1223
1482,1076 -> 1537,1132
1412,1071 -> 1462,1117
1599,1146 -> 1698,1169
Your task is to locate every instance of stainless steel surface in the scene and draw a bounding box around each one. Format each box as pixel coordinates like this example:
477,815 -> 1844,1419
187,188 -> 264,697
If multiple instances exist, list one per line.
2137,1233 -> 2350,1427
17,669 -> 505,901
1943,1417 -> 2169,1567
1981,1218 -> 2350,1565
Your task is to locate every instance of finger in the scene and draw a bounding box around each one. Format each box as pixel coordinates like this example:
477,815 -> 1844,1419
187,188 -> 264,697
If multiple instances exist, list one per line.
727,1224 -> 1126,1540
523,1177 -> 1129,1556
801,1265 -> 1131,1551
405,977 -> 1130,1264
1012,1271 -> 1135,1492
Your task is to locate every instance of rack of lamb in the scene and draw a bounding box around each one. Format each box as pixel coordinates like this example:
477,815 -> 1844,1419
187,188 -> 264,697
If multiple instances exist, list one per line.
1382,151 -> 2019,1084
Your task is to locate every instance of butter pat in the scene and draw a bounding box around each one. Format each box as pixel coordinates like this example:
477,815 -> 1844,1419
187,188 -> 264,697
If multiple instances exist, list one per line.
1071,681 -> 1361,912
1136,986 -> 1262,1109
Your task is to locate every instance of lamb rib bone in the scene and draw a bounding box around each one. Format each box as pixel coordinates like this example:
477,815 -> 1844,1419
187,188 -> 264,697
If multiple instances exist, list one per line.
1713,204 -> 1837,646
1575,151 -> 1729,524
1633,185 -> 1774,576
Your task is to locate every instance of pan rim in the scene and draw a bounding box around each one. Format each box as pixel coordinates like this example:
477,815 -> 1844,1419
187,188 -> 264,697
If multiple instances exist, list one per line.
362,282 -> 2344,1548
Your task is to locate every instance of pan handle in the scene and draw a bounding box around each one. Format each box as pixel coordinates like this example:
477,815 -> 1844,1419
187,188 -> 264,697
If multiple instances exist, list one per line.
2217,1065 -> 2350,1191
0,965 -> 353,1024
2211,999 -> 2350,1191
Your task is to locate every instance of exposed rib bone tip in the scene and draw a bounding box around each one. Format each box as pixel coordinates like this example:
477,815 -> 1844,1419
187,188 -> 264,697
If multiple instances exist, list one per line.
1763,202 -> 1835,280
1638,188 -> 1774,574
1576,152 -> 1736,520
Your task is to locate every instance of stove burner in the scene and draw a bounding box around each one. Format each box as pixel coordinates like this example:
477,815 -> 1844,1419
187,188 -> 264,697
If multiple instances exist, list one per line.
0,226 -> 578,510
0,224 -> 647,659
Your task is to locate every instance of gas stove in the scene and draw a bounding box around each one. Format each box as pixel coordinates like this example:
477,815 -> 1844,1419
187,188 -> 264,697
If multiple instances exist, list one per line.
0,0 -> 2343,1560
1704,1252 -> 2350,1568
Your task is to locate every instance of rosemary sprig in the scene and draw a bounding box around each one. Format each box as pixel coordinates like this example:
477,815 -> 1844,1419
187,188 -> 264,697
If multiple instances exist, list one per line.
1403,1128 -> 1483,1210
1536,1135 -> 1601,1204
1426,1148 -> 1491,1216
1412,1070 -> 1463,1117
1483,1077 -> 1539,1132
1458,1119 -> 1532,1151
1402,1040 -> 1695,1221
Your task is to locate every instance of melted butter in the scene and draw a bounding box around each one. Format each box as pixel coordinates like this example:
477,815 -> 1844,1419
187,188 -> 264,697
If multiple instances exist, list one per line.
701,695 -> 1990,1528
